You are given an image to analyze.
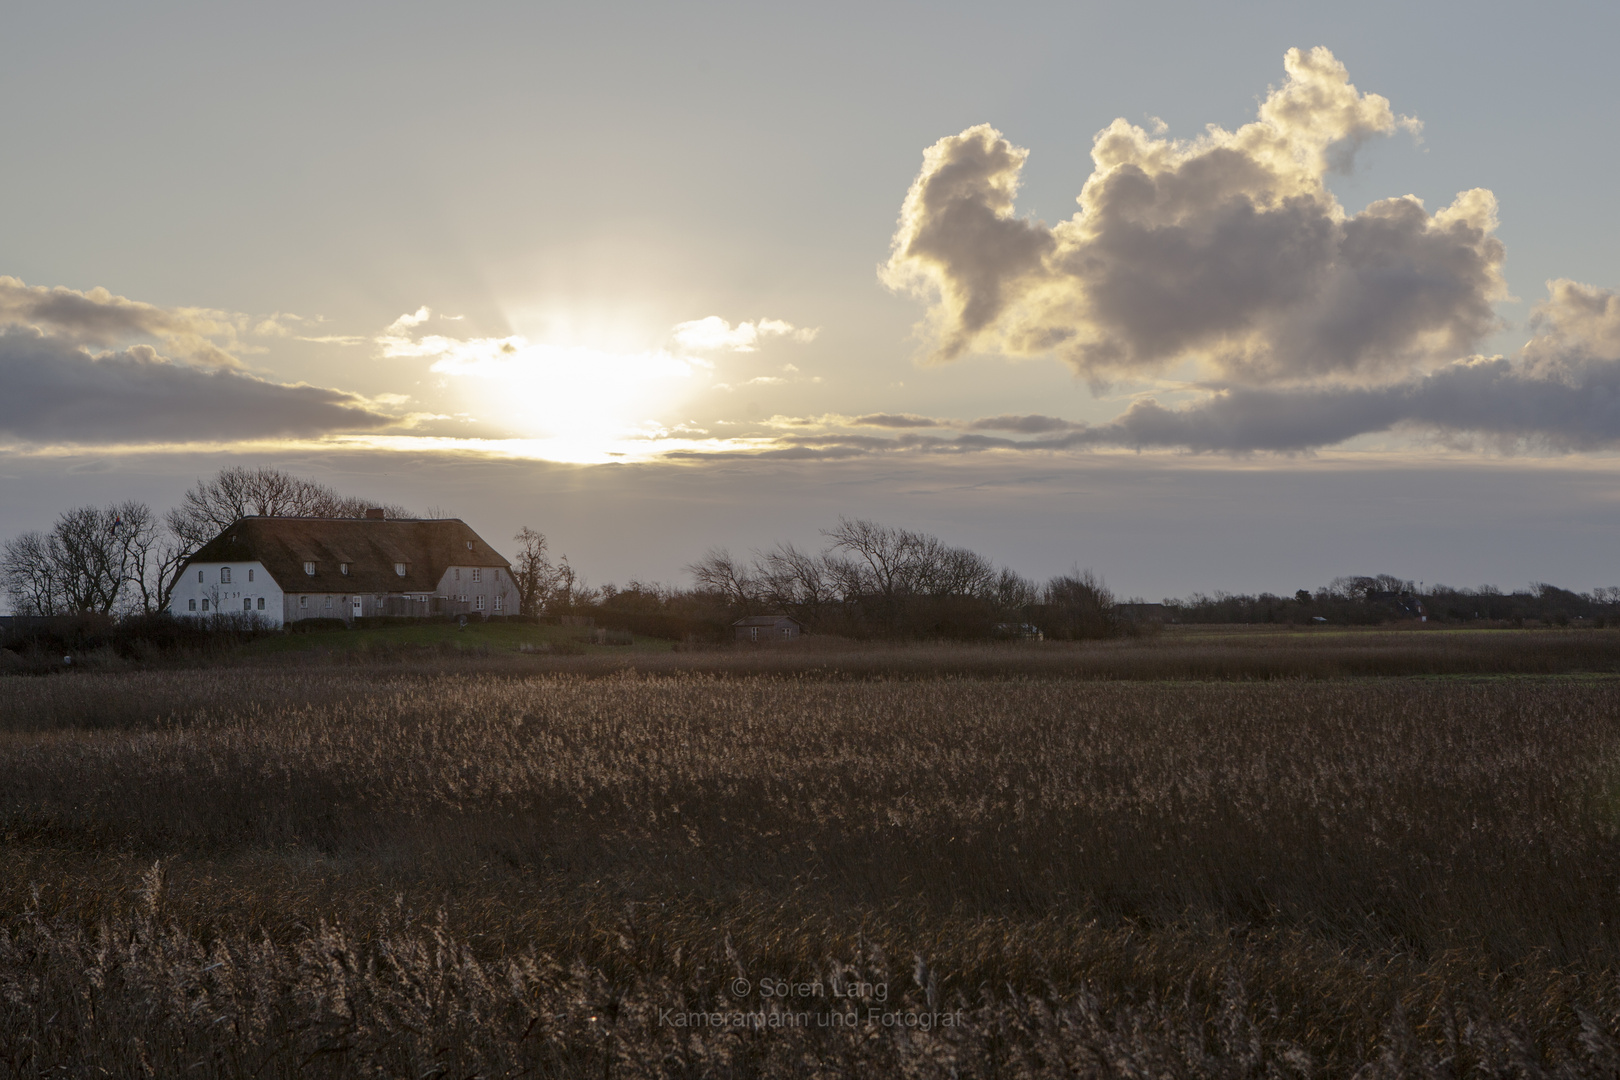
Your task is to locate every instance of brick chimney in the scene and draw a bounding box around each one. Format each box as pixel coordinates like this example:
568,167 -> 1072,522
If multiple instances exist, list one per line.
364,507 -> 386,520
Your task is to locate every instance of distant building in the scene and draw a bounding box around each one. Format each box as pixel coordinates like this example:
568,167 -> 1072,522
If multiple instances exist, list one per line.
733,615 -> 804,642
1115,603 -> 1169,623
167,512 -> 513,628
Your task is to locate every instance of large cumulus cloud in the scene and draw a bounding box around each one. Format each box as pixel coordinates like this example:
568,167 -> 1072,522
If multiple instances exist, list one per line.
885,47 -> 1506,385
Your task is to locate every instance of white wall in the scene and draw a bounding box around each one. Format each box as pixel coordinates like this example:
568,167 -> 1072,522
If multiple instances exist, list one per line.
168,561 -> 515,626
168,561 -> 284,627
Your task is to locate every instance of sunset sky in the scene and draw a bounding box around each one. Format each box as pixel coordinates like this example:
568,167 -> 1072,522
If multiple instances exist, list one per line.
4,0 -> 1620,600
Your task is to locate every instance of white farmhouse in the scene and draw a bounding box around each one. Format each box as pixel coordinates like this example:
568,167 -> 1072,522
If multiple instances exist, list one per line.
168,510 -> 515,627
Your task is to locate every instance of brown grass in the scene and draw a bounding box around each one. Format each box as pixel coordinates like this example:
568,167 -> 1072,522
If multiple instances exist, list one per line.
4,658 -> 1620,1074
42,623 -> 1620,682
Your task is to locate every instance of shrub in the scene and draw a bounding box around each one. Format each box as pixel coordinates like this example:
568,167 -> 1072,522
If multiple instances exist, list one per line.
287,617 -> 348,633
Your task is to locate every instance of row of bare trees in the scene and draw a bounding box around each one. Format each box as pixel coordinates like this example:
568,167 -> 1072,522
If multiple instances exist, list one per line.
1,467 -> 408,617
0,503 -> 178,618
686,518 -> 1119,639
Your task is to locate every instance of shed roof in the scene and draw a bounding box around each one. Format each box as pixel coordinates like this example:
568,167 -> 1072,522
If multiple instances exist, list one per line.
732,615 -> 803,627
183,517 -> 510,594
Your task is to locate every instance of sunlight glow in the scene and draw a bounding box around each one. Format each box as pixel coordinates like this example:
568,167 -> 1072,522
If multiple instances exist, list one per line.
370,306 -> 820,461
382,330 -> 708,459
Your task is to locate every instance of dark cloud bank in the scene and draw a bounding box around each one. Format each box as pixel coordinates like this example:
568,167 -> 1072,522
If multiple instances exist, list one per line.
0,329 -> 390,444
0,280 -> 392,446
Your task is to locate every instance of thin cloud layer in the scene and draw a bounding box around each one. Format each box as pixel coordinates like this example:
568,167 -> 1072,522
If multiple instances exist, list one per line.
851,413 -> 940,428
885,47 -> 1505,385
0,327 -> 392,445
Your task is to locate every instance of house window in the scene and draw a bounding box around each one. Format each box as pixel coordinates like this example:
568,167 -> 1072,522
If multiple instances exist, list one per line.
248,568 -> 254,582
188,598 -> 197,611
750,627 -> 758,642
197,569 -> 204,583
299,595 -> 307,608
304,562 -> 316,576
243,598 -> 252,612
221,567 -> 232,584
340,563 -> 349,576
394,562 -> 407,576
453,568 -> 460,581
324,596 -> 332,609
257,597 -> 265,610
202,599 -> 210,612
471,568 -> 481,583
465,541 -> 473,550
493,594 -> 503,611
475,595 -> 485,610
781,627 -> 792,638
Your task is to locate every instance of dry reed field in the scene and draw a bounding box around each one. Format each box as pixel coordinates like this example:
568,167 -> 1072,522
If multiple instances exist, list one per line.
6,651 -> 1620,1075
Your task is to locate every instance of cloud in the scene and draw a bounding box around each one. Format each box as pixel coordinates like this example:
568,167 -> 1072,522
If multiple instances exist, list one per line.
1140,280 -> 1620,452
0,276 -> 259,368
1524,279 -> 1620,368
966,414 -> 1080,434
1076,280 -> 1620,452
1084,359 -> 1619,453
671,315 -> 818,352
386,306 -> 433,335
734,285 -> 1620,455
851,413 -> 940,428
884,47 -> 1503,385
0,326 -> 393,445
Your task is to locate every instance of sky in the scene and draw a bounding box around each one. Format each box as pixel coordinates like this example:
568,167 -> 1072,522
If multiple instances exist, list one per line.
4,0 -> 1620,601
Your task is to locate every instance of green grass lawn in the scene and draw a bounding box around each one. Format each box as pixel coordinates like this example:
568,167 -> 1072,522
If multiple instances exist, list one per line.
242,620 -> 675,656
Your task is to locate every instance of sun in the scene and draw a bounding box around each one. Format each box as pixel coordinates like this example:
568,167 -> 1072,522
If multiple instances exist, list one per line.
429,337 -> 708,462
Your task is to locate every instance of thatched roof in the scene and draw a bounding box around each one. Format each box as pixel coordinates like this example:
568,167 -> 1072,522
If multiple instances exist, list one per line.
184,517 -> 510,594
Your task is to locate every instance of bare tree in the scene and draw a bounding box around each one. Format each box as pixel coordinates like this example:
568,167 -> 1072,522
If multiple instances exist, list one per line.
116,502 -> 189,614
918,541 -> 997,598
510,527 -> 570,616
167,466 -> 410,552
550,555 -> 590,613
994,566 -> 1039,610
1327,574 -> 1415,600
686,548 -> 760,612
821,518 -> 924,611
1,530 -> 60,615
51,506 -> 128,613
755,542 -> 834,620
822,517 -> 996,630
